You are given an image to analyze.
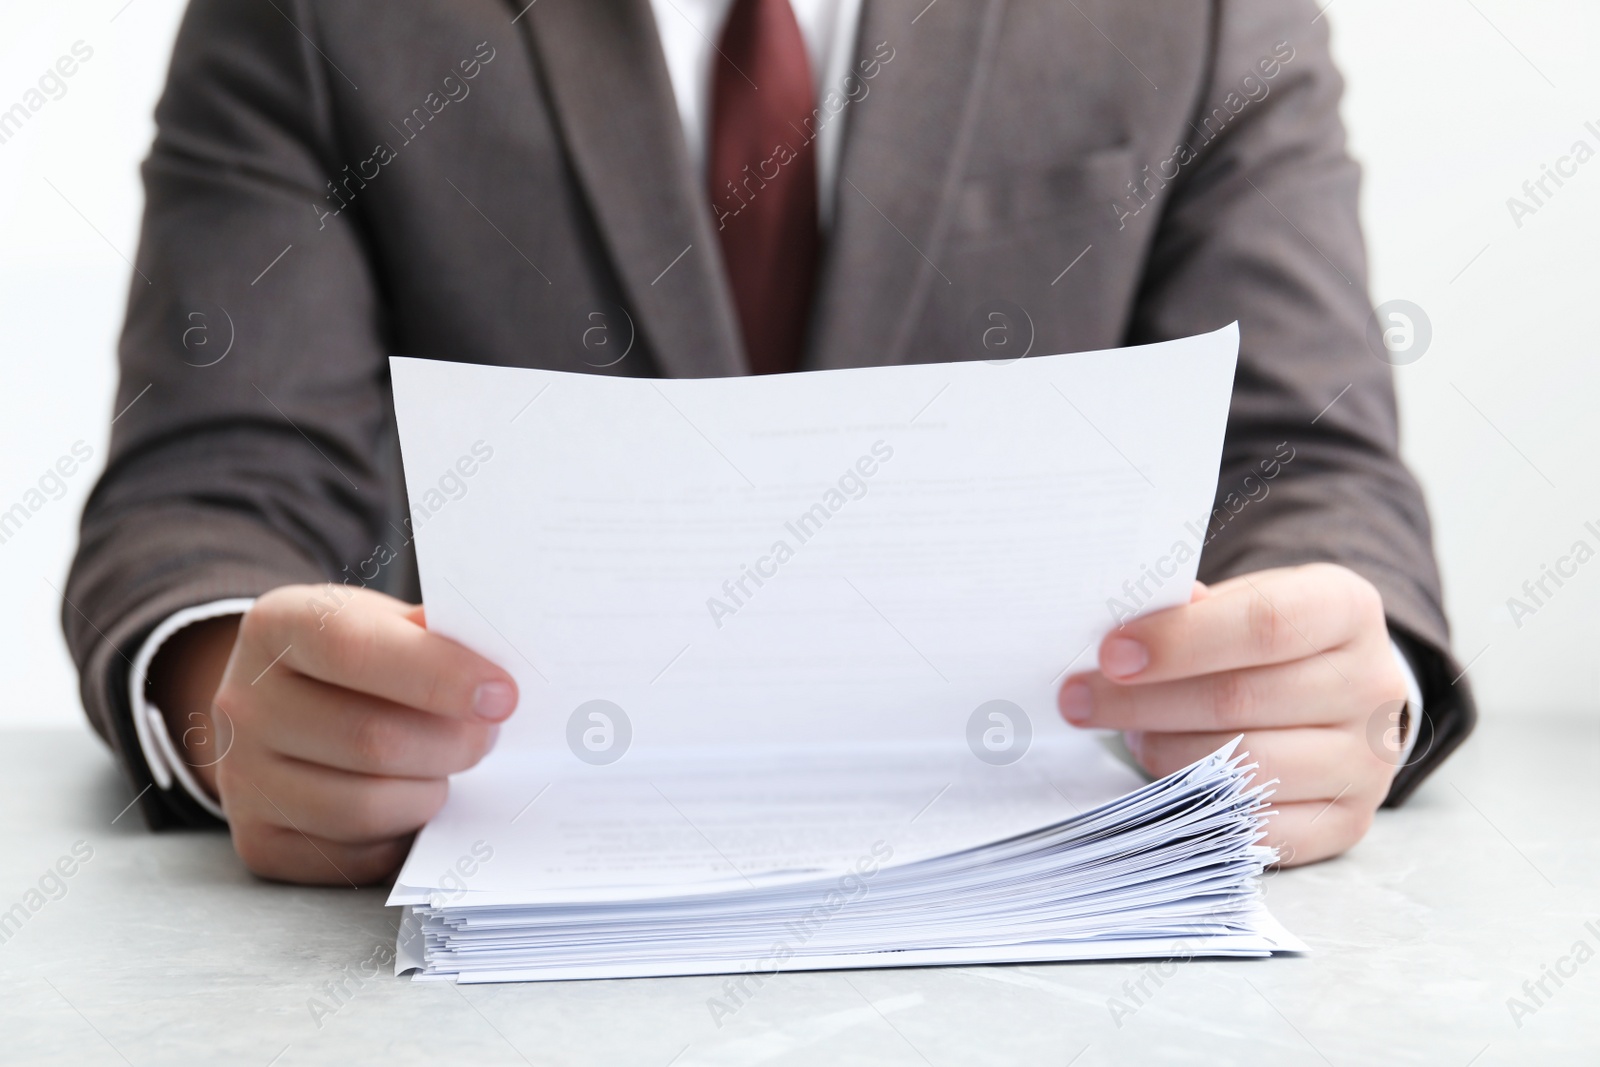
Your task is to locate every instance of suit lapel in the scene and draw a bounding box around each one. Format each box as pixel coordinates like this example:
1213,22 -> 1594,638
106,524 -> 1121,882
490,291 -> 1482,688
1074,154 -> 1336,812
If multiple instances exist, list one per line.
804,0 -> 1007,370
519,0 -> 745,379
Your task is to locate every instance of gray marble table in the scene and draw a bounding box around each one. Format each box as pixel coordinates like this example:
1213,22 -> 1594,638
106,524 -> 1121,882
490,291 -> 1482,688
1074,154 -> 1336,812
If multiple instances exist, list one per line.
1,715 -> 1595,1066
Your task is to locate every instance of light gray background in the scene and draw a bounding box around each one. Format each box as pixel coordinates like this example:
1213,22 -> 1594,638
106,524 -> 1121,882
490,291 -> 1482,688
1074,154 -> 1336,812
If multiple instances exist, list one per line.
3,0 -> 1598,727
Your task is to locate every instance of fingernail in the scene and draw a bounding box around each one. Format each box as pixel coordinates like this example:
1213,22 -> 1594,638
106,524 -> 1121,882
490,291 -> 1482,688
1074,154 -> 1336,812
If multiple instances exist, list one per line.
1101,636 -> 1148,678
1060,682 -> 1093,724
473,681 -> 517,722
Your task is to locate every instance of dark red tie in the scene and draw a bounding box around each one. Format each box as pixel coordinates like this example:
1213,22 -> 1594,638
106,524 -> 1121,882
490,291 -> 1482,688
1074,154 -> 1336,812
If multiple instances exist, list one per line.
708,0 -> 819,375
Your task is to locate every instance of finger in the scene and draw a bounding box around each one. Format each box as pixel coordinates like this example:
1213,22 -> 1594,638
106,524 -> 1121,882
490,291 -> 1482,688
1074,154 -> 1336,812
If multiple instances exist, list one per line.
249,668 -> 499,778
1124,727 -> 1392,803
1097,563 -> 1383,683
231,822 -> 411,886
1264,799 -> 1377,867
232,758 -> 449,846
249,586 -> 518,722
1060,653 -> 1360,733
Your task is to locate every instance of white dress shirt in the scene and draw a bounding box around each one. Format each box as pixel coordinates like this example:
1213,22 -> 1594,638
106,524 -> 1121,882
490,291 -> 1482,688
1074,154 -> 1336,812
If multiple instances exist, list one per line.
129,0 -> 1425,818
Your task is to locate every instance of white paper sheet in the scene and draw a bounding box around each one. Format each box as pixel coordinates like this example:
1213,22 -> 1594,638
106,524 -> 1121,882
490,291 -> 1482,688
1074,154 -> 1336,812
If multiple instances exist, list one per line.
391,734 -> 1145,903
386,324 -> 1281,982
388,323 -> 1239,759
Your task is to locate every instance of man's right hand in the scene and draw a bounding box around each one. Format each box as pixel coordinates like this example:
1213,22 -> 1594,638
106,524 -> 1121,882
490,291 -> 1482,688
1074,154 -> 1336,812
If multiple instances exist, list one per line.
149,586 -> 517,886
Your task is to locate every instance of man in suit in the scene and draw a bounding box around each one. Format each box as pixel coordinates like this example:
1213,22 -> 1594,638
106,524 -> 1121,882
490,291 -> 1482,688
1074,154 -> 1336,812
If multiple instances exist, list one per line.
65,0 -> 1473,885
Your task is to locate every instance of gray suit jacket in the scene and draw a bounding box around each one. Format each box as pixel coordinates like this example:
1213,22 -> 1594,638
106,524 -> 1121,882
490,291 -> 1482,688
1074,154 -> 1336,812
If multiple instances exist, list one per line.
65,0 -> 1474,829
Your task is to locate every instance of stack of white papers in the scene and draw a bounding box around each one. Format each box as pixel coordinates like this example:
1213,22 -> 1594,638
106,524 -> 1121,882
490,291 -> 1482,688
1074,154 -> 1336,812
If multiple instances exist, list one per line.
387,324 -> 1303,983
391,739 -> 1291,982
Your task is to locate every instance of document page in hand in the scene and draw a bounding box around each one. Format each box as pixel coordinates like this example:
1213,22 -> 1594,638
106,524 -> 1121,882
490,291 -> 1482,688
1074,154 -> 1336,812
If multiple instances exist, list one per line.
386,323 -> 1301,982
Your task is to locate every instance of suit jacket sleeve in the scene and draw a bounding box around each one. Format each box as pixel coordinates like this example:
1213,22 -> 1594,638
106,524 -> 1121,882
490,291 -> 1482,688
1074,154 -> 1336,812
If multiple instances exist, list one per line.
1126,0 -> 1474,804
62,0 -> 393,829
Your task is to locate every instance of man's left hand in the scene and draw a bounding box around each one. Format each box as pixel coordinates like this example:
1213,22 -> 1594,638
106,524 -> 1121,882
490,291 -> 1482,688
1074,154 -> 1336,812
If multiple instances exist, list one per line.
1058,563 -> 1409,866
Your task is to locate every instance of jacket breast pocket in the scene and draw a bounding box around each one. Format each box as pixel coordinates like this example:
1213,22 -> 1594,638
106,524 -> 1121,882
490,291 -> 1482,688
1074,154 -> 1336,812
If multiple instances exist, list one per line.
950,147 -> 1135,249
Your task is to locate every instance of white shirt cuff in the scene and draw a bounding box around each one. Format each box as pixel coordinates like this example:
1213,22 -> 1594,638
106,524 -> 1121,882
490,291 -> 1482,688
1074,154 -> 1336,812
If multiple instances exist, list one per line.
128,598 -> 256,822
1389,636 -> 1425,763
